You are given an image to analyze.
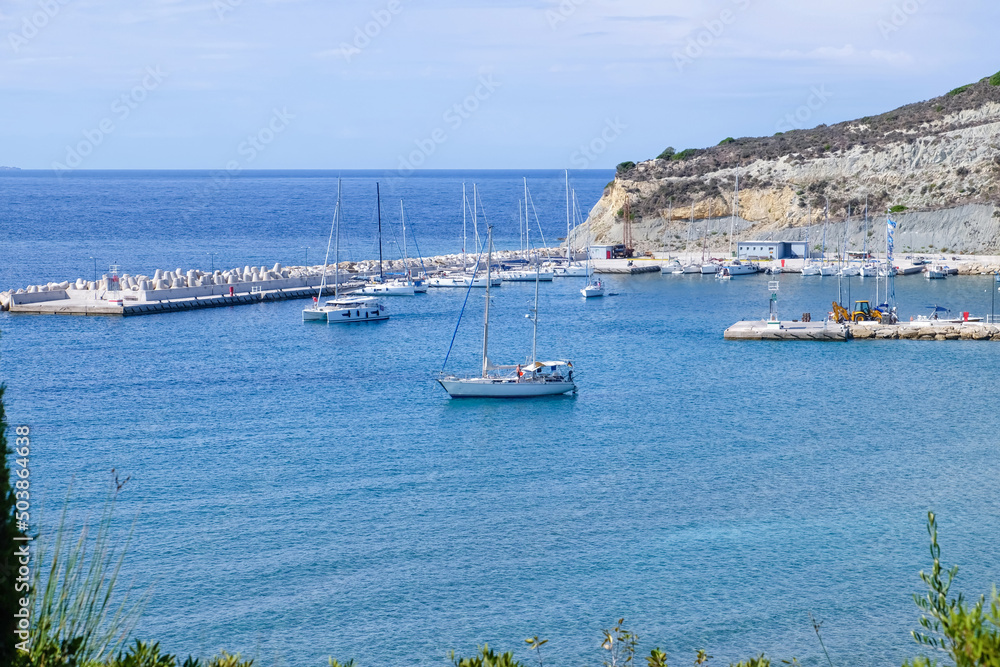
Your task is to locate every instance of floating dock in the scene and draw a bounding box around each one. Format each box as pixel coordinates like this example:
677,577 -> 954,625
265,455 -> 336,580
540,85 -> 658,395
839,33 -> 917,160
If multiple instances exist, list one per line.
726,320 -> 1000,341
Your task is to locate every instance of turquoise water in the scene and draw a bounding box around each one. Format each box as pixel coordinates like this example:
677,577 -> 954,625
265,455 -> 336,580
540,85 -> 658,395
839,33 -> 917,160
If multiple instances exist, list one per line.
2,172 -> 999,666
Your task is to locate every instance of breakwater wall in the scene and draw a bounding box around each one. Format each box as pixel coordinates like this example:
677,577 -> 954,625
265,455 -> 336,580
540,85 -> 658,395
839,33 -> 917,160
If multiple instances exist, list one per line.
1,248 -> 570,314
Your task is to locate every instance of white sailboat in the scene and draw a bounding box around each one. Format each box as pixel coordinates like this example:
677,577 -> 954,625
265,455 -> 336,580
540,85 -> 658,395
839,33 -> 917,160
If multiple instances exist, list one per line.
580,203 -> 604,298
429,183 -> 501,288
360,184 -> 415,296
721,168 -> 759,275
554,171 -> 588,277
438,226 -> 576,398
303,180 -> 388,323
819,197 -> 838,276
802,209 -> 821,275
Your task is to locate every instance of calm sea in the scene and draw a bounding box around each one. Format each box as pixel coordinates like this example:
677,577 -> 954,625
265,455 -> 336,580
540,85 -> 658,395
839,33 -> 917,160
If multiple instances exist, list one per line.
1,170 -> 998,667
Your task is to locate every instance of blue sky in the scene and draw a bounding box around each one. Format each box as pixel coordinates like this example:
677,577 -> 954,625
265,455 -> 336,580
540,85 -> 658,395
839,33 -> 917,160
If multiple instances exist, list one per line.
1,0 -> 996,170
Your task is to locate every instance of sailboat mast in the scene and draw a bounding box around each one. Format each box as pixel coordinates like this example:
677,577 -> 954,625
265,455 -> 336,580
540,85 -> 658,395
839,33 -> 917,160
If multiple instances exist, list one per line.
401,200 -> 409,281
823,196 -> 829,262
317,180 -> 338,301
473,184 -> 479,254
565,170 -> 571,262
482,226 -> 493,378
334,178 -> 341,298
532,230 -> 540,366
462,183 -> 467,273
523,177 -> 530,263
376,183 -> 384,282
729,168 -> 738,257
519,199 -> 524,256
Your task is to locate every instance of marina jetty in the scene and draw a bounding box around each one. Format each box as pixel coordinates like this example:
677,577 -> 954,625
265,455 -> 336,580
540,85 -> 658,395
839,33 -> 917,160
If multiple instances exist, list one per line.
0,248 -> 565,316
726,320 -> 1000,341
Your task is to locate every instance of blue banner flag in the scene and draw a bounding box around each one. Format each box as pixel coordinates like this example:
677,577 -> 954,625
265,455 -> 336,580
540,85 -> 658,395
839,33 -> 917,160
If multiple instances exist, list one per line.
887,217 -> 897,261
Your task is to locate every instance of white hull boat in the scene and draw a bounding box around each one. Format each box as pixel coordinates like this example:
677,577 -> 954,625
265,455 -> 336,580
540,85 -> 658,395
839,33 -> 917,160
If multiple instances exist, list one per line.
438,374 -> 576,398
840,265 -> 860,277
360,281 -> 415,296
302,306 -> 328,322
717,267 -> 732,280
701,263 -> 719,274
926,265 -> 947,279
661,260 -> 682,274
819,265 -> 839,276
500,269 -> 554,282
860,264 -> 878,277
581,280 -> 604,298
428,273 -> 500,288
722,260 -> 758,275
438,225 -> 575,399
682,264 -> 701,274
324,296 -> 388,323
554,264 -> 588,277
801,263 -> 821,276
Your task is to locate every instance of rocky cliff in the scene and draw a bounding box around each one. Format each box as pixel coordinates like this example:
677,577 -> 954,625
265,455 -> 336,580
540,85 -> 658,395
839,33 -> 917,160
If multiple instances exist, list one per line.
578,74 -> 1000,255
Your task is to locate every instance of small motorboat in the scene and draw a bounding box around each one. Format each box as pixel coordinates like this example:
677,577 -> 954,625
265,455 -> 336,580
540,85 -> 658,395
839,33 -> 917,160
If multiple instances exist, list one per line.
717,267 -> 732,280
925,265 -> 947,279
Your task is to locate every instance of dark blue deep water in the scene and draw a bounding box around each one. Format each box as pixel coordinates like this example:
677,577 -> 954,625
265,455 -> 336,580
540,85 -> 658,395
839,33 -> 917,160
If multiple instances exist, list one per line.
1,171 -> 998,666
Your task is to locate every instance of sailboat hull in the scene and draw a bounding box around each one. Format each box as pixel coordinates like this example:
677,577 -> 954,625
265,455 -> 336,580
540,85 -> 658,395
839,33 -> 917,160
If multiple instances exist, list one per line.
302,307 -> 327,322
553,265 -> 588,277
360,283 -> 415,296
438,377 -> 576,398
500,270 -> 554,282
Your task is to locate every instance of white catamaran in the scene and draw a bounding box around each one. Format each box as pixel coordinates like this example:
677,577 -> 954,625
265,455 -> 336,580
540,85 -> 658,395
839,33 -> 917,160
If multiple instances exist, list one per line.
438,226 -> 576,398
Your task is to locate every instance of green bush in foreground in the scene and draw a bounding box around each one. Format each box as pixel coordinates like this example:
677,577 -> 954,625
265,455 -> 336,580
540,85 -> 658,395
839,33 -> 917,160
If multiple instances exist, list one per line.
905,512 -> 1000,667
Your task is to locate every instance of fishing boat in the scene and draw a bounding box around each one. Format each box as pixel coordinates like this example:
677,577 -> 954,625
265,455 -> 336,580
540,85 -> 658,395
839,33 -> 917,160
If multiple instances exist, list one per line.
438,226 -> 576,398
360,184 -> 415,296
925,264 -> 948,279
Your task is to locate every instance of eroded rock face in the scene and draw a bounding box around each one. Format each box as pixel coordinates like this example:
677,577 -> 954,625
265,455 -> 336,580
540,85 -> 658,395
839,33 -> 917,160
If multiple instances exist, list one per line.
578,81 -> 1000,255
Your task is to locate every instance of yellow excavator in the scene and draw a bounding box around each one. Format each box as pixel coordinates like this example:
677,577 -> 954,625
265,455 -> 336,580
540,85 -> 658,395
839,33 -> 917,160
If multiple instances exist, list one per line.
832,300 -> 883,323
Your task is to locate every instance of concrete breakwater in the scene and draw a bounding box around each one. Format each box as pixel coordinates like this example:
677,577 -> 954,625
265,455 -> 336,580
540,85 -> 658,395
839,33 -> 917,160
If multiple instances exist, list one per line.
725,320 -> 1000,341
0,248 -> 566,314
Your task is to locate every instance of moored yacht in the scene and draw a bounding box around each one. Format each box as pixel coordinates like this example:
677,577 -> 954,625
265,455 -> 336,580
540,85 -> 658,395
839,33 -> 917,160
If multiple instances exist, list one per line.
437,226 -> 576,398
